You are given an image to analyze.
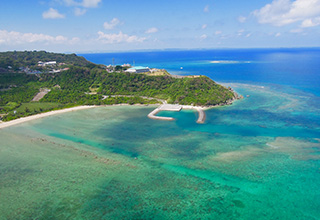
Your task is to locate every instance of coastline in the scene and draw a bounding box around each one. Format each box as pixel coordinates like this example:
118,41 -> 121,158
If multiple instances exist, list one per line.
0,106 -> 96,129
0,104 -> 159,129
0,94 -> 240,129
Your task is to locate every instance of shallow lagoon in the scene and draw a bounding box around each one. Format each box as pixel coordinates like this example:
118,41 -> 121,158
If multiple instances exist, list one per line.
1,83 -> 319,219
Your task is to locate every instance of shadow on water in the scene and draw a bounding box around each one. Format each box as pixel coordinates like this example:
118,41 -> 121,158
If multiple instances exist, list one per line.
49,132 -> 141,158
196,108 -> 320,138
79,162 -> 246,220
47,104 -> 320,161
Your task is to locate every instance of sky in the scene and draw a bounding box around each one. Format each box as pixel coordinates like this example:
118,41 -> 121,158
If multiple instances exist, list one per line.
0,0 -> 320,53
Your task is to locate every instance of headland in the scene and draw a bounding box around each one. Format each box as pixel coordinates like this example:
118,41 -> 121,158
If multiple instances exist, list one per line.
0,50 -> 239,124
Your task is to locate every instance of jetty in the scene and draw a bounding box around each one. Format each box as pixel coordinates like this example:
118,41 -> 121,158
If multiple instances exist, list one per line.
148,104 -> 205,124
100,95 -> 206,123
181,105 -> 206,124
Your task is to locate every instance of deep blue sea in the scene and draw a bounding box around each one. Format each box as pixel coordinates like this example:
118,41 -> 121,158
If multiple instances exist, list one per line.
1,48 -> 320,219
80,48 -> 320,96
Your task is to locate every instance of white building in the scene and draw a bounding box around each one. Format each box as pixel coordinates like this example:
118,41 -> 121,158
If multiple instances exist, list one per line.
125,66 -> 150,73
38,61 -> 57,66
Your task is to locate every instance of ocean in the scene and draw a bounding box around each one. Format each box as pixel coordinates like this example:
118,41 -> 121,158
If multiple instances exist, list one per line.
1,48 -> 320,219
81,48 -> 320,95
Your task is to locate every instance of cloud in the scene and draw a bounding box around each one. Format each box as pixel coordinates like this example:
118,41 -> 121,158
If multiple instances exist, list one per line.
275,32 -> 281,37
63,0 -> 75,6
215,30 -> 222,35
82,0 -> 101,8
0,29 -> 78,45
290,28 -> 303,33
200,34 -> 207,40
204,5 -> 209,12
202,24 -> 207,29
61,0 -> 100,17
301,17 -> 320,27
253,0 -> 320,27
63,0 -> 101,8
238,16 -> 247,23
74,7 -> 87,16
42,8 -> 65,19
237,29 -> 245,36
145,27 -> 158,34
97,31 -> 146,43
103,18 -> 120,30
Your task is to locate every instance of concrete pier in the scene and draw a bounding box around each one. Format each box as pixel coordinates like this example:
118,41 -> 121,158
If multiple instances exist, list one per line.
148,104 -> 206,124
196,108 -> 206,123
181,105 -> 206,124
147,108 -> 175,121
158,104 -> 182,111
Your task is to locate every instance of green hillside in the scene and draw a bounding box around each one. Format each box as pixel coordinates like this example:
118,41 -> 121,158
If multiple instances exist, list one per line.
0,51 -> 237,121
0,50 -> 93,71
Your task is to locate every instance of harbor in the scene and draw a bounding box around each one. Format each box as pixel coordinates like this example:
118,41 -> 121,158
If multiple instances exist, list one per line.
148,104 -> 206,124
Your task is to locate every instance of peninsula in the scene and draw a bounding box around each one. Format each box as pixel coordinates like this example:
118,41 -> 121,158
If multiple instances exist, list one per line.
0,51 -> 239,124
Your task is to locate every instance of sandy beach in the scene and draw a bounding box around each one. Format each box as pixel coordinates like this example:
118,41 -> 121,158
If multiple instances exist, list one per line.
0,105 -> 97,129
0,101 -> 229,130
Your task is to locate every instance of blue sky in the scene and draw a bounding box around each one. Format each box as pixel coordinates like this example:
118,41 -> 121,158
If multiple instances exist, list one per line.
0,0 -> 320,52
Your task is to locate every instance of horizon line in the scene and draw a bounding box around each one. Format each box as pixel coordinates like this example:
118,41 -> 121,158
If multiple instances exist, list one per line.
75,46 -> 320,54
1,46 -> 320,55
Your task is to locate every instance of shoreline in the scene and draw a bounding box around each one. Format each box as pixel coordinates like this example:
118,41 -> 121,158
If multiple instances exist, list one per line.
0,106 -> 96,129
0,104 -> 159,130
0,95 -> 240,129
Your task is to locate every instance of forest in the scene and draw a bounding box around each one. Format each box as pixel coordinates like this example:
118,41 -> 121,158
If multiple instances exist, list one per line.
0,51 -> 236,121
0,50 -> 92,71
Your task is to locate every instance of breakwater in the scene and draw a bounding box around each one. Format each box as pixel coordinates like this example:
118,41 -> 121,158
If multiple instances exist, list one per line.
148,104 -> 205,124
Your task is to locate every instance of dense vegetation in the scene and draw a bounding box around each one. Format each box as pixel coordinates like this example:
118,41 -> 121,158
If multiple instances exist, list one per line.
98,72 -> 234,105
0,51 -> 236,121
0,51 -> 92,71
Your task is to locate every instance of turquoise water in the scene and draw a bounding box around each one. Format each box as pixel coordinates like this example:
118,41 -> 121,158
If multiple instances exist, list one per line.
1,49 -> 320,219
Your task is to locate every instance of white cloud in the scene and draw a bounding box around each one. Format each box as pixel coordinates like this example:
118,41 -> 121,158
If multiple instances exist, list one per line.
0,30 -> 76,45
202,24 -> 207,29
238,16 -> 247,23
42,8 -> 65,19
82,0 -> 101,8
63,0 -> 75,6
275,32 -> 281,37
145,27 -> 158,34
290,28 -> 303,33
237,29 -> 245,36
103,18 -> 120,30
215,30 -> 222,35
200,34 -> 207,40
74,7 -> 87,16
204,5 -> 209,12
63,0 -> 101,8
69,37 -> 81,44
253,0 -> 320,27
97,31 -> 146,44
301,17 -> 320,27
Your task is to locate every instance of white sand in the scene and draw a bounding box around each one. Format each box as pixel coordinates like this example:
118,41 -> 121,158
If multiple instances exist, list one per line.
0,106 -> 97,129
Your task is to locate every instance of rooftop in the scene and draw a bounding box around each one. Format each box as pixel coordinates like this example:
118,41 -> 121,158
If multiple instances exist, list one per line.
128,66 -> 149,70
